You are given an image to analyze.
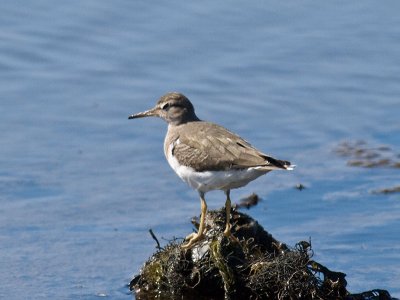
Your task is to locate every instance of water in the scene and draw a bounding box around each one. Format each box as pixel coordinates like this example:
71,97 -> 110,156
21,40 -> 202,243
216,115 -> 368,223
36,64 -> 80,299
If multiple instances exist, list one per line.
1,1 -> 399,298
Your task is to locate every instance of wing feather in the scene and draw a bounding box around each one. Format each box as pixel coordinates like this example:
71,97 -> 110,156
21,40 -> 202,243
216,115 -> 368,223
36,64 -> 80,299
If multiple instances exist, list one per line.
170,121 -> 291,172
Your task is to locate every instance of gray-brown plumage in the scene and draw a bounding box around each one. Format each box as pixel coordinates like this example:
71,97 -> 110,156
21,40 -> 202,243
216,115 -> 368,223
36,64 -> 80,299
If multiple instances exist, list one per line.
167,121 -> 291,172
129,92 -> 294,249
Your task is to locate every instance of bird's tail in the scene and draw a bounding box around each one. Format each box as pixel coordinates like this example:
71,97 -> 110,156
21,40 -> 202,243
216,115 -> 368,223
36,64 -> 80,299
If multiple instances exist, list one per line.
284,162 -> 296,170
263,156 -> 296,171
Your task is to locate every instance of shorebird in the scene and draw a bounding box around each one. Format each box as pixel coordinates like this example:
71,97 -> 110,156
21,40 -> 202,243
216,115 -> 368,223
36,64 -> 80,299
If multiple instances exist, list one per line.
129,92 -> 294,248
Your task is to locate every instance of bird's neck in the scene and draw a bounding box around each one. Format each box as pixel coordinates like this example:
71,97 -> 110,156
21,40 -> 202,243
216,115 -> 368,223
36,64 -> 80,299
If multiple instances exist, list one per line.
168,115 -> 201,126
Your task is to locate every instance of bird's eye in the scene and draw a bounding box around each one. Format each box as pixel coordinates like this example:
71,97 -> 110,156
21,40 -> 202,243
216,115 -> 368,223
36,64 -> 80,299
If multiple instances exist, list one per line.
162,103 -> 170,110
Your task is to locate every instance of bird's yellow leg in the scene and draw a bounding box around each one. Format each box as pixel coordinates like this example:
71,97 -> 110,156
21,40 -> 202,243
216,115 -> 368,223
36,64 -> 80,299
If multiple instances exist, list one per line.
223,190 -> 232,237
182,192 -> 207,249
224,190 -> 239,243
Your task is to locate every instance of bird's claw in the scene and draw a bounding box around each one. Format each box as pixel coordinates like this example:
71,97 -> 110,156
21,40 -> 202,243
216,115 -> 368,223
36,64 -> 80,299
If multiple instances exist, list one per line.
181,232 -> 205,249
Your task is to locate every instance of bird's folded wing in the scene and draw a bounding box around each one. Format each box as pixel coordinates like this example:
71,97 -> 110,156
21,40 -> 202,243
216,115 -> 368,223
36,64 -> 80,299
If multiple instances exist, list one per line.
173,123 -> 290,172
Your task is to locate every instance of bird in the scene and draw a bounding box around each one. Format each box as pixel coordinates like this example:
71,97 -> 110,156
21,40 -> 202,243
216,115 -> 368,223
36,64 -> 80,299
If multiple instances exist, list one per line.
129,92 -> 294,249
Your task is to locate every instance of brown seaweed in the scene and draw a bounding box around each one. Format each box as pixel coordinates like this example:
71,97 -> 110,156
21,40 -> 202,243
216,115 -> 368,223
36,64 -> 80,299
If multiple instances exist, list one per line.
130,208 -> 396,299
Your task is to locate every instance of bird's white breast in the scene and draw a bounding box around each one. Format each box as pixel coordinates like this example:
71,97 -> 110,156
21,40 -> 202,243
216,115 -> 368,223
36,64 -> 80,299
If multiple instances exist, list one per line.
166,140 -> 267,193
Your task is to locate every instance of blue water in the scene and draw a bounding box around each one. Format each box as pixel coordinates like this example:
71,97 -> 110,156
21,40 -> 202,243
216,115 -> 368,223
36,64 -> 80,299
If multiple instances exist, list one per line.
1,1 -> 399,299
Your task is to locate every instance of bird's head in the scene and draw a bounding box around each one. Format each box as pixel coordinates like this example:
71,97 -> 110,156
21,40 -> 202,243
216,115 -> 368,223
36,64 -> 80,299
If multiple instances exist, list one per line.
129,92 -> 199,126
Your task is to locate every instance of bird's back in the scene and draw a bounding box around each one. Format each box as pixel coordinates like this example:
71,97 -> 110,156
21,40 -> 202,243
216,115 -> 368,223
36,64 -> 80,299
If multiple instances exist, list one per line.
165,121 -> 292,172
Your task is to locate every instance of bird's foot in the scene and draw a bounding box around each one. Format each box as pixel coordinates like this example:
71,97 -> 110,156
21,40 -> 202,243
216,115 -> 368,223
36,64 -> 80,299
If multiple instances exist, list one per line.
224,226 -> 240,244
223,226 -> 231,237
181,232 -> 205,249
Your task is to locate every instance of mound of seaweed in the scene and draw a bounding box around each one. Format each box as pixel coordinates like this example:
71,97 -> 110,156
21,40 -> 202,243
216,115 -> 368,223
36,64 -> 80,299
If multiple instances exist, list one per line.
130,208 -> 396,300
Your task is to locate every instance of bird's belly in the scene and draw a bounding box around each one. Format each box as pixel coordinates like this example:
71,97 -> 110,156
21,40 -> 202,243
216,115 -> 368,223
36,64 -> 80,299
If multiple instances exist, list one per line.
179,167 -> 266,193
167,150 -> 267,193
